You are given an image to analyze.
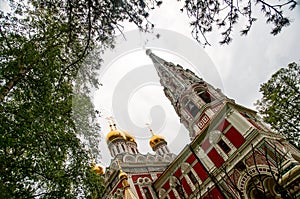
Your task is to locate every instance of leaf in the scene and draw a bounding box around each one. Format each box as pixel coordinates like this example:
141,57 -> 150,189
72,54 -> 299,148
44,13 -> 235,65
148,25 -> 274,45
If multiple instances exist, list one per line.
156,1 -> 163,7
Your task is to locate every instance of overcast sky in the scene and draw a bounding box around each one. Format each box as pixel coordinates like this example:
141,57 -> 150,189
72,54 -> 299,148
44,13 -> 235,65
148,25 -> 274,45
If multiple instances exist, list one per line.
93,2 -> 300,166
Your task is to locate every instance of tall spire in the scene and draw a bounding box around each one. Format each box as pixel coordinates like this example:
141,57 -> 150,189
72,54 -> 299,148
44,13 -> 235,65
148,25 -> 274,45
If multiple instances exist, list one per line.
146,50 -> 204,114
147,50 -> 227,139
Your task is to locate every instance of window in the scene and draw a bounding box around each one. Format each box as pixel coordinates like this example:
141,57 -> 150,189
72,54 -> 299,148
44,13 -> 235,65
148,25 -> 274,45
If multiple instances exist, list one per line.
200,92 -> 212,103
121,145 -> 125,152
142,187 -> 153,199
170,82 -> 177,90
185,101 -> 200,117
182,97 -> 200,117
261,144 -> 278,163
188,171 -> 198,184
195,87 -> 215,103
218,139 -> 231,153
175,184 -> 185,199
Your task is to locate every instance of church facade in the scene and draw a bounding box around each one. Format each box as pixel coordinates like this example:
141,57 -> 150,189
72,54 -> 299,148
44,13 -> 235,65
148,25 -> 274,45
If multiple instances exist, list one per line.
95,50 -> 300,199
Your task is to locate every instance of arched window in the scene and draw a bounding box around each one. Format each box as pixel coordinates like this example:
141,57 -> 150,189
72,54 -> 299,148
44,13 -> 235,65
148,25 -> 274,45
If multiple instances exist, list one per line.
195,87 -> 215,103
121,144 -> 126,152
188,170 -> 198,185
246,175 -> 279,199
218,139 -> 231,154
185,100 -> 200,117
142,187 -> 153,199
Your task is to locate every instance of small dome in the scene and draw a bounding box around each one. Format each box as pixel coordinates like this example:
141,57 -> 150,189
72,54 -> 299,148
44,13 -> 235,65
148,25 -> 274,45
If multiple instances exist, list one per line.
123,131 -> 136,143
119,171 -> 128,180
106,130 -> 125,142
149,134 -> 166,148
146,49 -> 152,55
92,164 -> 104,175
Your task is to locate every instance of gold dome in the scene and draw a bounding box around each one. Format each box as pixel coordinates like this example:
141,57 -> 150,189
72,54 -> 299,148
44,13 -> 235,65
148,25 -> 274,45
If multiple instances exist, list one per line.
92,164 -> 104,175
106,130 -> 125,142
119,170 -> 128,180
149,134 -> 166,148
123,131 -> 136,143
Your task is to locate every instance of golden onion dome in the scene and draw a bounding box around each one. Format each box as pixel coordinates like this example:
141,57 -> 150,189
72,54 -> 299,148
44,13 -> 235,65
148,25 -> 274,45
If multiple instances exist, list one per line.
119,170 -> 128,180
123,131 -> 136,143
149,134 -> 166,148
92,164 -> 105,175
106,130 -> 125,142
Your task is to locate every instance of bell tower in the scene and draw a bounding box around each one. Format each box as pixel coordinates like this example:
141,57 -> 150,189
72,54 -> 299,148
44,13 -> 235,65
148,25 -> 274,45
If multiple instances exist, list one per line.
146,50 -> 228,140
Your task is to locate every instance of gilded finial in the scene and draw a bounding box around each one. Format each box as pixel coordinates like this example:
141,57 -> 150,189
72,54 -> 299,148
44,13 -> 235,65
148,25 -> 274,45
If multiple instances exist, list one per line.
106,117 -> 126,142
145,123 -> 155,136
110,117 -> 118,130
105,116 -> 114,131
117,158 -> 128,180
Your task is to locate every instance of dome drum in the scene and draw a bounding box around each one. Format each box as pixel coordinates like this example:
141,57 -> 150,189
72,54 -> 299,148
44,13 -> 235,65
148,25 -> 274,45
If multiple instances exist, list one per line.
152,141 -> 167,151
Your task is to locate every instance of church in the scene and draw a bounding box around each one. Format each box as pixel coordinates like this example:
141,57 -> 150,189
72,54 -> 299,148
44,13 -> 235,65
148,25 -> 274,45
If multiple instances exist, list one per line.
92,50 -> 300,198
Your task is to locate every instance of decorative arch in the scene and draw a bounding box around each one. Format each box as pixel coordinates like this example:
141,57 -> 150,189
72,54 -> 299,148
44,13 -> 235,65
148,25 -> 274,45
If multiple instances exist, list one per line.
238,165 -> 279,199
105,169 -> 112,179
123,154 -> 135,163
180,162 -> 199,192
169,176 -> 180,188
112,188 -> 123,199
169,176 -> 187,198
163,154 -> 172,162
137,177 -> 152,185
194,84 -> 215,103
147,154 -> 156,162
110,161 -> 118,170
181,162 -> 191,174
246,175 -> 279,199
158,188 -> 166,198
156,156 -> 163,162
136,155 -> 146,162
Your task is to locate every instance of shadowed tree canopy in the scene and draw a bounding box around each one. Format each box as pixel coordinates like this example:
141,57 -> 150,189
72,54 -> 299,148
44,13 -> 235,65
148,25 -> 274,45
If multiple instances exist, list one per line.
256,63 -> 300,148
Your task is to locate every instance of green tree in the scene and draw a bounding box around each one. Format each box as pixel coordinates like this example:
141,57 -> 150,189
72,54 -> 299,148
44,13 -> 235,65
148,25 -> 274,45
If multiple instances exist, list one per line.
32,0 -> 297,46
177,0 -> 297,45
0,0 -> 154,198
256,63 -> 300,148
